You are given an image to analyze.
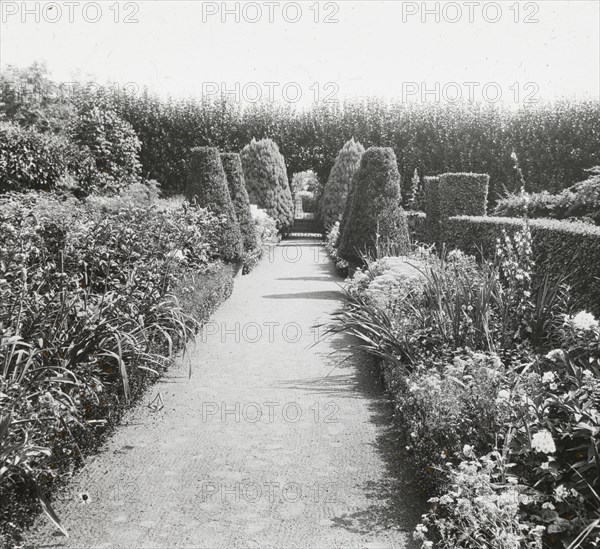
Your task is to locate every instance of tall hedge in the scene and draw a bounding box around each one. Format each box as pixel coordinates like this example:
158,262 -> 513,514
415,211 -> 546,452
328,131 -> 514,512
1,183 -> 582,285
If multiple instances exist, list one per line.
240,138 -> 294,234
185,147 -> 243,262
220,152 -> 258,253
422,176 -> 441,244
444,216 -> 600,316
319,138 -> 365,230
439,172 -> 490,219
338,147 -> 410,263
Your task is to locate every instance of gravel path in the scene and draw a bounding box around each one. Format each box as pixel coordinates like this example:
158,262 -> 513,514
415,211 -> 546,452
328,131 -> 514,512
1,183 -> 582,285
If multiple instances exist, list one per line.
23,239 -> 424,549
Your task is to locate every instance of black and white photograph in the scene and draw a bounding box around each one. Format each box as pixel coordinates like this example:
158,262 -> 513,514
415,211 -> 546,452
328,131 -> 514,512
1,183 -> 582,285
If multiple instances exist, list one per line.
0,1 -> 599,547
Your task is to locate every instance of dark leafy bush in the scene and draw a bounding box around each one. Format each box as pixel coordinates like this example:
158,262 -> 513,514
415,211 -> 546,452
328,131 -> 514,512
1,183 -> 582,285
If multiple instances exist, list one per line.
338,147 -> 410,263
439,172 -> 490,219
185,147 -> 243,262
220,152 -> 258,254
70,106 -> 142,194
0,122 -> 72,192
240,138 -> 294,234
319,138 -> 365,229
444,215 -> 600,316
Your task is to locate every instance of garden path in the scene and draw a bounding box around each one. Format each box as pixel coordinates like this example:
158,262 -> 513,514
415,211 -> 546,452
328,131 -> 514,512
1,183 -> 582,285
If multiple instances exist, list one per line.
24,239 -> 424,549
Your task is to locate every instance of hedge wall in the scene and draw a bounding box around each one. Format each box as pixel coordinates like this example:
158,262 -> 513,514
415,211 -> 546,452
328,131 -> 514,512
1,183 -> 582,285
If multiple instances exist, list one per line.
439,172 -> 489,218
422,176 -> 441,243
444,215 -> 600,315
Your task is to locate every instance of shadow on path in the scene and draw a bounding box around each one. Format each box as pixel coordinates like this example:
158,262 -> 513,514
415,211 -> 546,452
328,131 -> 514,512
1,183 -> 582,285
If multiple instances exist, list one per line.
275,327 -> 427,543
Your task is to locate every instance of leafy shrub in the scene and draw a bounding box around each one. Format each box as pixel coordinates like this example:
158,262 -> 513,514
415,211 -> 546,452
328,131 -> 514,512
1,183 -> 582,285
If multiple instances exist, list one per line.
444,215 -> 600,316
240,138 -> 294,234
185,147 -> 243,263
70,106 -> 142,193
220,152 -> 258,254
319,138 -> 365,230
338,147 -> 410,264
439,172 -> 489,220
0,122 -> 72,192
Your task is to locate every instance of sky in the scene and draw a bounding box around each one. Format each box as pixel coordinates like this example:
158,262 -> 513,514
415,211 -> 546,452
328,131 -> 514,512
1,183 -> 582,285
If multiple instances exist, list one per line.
0,0 -> 599,106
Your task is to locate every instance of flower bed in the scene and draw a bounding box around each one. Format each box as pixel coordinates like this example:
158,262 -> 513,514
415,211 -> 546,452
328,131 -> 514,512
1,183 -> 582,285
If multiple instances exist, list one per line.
333,224 -> 600,548
0,188 -> 249,543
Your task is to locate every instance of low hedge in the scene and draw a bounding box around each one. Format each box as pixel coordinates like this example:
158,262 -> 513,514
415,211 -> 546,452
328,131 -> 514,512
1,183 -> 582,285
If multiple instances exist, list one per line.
445,215 -> 600,315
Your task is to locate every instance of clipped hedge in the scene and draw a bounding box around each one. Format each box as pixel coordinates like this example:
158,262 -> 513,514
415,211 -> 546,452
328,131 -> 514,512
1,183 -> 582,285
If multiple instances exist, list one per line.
422,176 -> 441,243
338,147 -> 410,263
444,215 -> 600,315
185,147 -> 243,262
240,138 -> 294,234
220,152 -> 258,253
319,138 -> 365,230
439,172 -> 489,219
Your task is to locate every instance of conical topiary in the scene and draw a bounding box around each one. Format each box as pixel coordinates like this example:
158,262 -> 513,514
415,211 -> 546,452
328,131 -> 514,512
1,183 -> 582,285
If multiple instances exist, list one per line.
185,146 -> 243,262
240,138 -> 294,234
319,138 -> 365,230
338,147 -> 410,264
220,152 -> 258,253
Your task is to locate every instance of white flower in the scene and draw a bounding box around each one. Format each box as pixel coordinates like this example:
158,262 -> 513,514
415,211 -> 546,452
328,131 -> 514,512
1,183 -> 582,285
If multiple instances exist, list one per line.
531,430 -> 556,454
569,311 -> 599,332
554,485 -> 569,500
542,371 -> 556,384
545,349 -> 565,362
496,389 -> 511,403
542,502 -> 555,510
463,444 -> 475,458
